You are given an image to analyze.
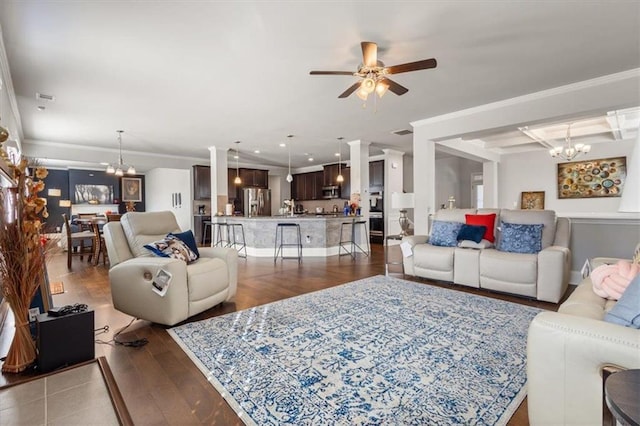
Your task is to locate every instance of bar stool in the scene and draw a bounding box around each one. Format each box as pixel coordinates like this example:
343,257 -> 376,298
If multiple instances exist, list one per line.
202,220 -> 213,246
227,223 -> 247,258
213,222 -> 230,247
339,219 -> 370,259
274,223 -> 302,263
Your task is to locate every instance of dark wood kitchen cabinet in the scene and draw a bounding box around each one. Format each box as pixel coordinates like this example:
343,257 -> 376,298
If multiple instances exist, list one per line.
341,167 -> 351,200
323,163 -> 346,187
239,168 -> 268,188
369,160 -> 384,189
292,171 -> 323,201
193,165 -> 211,200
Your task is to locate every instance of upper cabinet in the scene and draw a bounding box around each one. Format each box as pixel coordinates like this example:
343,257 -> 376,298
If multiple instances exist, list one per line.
193,165 -> 211,200
239,168 -> 268,188
323,163 -> 345,187
291,171 -> 323,201
369,160 -> 384,189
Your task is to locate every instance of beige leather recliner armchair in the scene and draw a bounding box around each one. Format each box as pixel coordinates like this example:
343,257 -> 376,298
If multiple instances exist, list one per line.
103,211 -> 238,326
527,251 -> 640,425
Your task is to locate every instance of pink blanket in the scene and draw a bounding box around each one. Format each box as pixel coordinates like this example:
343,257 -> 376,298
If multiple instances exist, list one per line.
590,260 -> 640,300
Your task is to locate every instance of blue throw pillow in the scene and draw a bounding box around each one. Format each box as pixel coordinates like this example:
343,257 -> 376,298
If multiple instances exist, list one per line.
169,230 -> 200,259
430,221 -> 464,247
498,222 -> 544,254
457,224 -> 487,244
144,235 -> 198,263
604,276 -> 640,328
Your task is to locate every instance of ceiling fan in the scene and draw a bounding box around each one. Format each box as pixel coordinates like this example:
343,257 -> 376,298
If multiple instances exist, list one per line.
310,41 -> 437,100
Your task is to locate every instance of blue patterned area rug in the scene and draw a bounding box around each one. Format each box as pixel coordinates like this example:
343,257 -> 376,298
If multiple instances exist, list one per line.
168,275 -> 541,425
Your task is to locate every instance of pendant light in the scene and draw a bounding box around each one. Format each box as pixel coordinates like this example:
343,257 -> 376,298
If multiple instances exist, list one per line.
234,141 -> 241,185
286,134 -> 293,183
336,137 -> 344,183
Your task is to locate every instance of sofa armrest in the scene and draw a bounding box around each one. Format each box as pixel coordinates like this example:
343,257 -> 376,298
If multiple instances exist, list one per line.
527,311 -> 640,425
198,247 -> 238,300
537,245 -> 571,303
401,235 -> 429,276
108,257 -> 190,326
401,235 -> 429,247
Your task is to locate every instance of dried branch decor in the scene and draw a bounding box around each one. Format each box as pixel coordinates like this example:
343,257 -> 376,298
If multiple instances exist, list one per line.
0,147 -> 49,373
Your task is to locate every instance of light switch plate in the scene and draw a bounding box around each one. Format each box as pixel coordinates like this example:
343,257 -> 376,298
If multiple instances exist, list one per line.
28,307 -> 40,322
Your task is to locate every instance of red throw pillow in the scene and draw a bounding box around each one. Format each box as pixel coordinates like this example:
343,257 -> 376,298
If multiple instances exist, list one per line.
465,213 -> 497,243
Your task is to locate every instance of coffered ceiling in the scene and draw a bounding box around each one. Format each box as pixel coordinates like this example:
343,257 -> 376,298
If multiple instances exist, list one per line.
0,1 -> 639,172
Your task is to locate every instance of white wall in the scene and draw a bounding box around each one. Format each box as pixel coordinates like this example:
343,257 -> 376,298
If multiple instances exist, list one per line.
434,156 -> 482,209
145,168 -> 192,231
499,138 -> 636,213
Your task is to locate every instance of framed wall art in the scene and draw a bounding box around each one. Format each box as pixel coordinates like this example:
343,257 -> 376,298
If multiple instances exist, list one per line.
121,177 -> 142,202
74,184 -> 114,204
521,191 -> 545,209
557,157 -> 626,199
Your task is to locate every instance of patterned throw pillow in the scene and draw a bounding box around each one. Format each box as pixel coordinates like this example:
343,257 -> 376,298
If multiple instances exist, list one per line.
168,230 -> 200,259
498,222 -> 544,254
430,221 -> 464,247
144,235 -> 198,263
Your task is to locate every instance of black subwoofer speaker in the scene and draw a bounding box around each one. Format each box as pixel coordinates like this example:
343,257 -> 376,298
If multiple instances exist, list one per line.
36,310 -> 95,372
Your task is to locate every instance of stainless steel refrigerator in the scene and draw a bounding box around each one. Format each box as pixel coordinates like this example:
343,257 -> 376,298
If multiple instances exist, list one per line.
243,188 -> 271,217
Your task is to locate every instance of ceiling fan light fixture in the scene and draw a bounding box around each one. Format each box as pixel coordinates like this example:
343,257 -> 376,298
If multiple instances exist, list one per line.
356,88 -> 369,101
361,77 -> 376,94
375,80 -> 389,98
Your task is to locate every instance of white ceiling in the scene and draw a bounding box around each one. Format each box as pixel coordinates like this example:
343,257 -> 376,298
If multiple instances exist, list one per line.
0,1 -> 639,172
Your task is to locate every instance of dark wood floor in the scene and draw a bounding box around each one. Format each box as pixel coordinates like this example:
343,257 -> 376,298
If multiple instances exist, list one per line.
0,242 -> 564,425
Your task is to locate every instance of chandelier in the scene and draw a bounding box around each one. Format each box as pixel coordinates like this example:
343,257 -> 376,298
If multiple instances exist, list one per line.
106,130 -> 135,176
549,124 -> 591,161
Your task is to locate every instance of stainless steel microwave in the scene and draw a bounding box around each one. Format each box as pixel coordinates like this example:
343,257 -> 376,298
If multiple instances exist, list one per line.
322,185 -> 341,199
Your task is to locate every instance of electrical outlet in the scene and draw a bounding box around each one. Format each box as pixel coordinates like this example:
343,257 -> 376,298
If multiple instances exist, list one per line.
28,307 -> 40,322
306,235 -> 311,243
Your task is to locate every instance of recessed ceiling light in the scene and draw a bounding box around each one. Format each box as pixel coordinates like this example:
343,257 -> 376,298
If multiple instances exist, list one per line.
279,143 -> 286,148
99,162 -> 109,166
254,150 -> 260,154
334,152 -> 340,157
233,155 -> 238,159
37,106 -> 45,111
308,157 -> 314,162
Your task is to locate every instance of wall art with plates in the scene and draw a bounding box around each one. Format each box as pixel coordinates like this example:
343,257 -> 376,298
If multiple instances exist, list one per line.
557,157 -> 626,199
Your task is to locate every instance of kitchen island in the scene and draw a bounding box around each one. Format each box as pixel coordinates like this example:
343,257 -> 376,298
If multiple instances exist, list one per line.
207,215 -> 367,257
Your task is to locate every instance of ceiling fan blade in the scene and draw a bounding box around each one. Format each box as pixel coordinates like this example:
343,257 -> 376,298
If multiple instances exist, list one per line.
310,71 -> 355,75
386,58 -> 437,74
361,41 -> 378,67
338,82 -> 362,98
384,78 -> 409,96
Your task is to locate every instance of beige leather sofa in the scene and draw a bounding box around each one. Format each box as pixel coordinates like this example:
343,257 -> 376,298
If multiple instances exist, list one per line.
402,209 -> 571,303
527,255 -> 640,425
103,211 -> 238,326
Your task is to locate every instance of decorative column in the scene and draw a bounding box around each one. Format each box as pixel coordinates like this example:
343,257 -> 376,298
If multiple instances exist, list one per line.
412,128 -> 436,235
382,149 -> 406,236
209,147 -> 229,214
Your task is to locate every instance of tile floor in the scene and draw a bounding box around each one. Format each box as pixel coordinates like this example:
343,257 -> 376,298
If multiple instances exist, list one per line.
0,362 -> 118,425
